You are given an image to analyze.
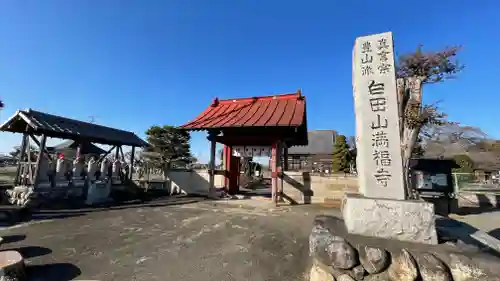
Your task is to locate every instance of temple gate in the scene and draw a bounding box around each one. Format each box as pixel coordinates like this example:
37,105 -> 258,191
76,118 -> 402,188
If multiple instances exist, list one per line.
180,90 -> 308,204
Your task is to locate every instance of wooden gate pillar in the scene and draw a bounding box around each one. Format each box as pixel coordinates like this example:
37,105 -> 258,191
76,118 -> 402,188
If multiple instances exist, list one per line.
223,145 -> 231,189
223,145 -> 240,195
207,132 -> 217,197
271,141 -> 279,204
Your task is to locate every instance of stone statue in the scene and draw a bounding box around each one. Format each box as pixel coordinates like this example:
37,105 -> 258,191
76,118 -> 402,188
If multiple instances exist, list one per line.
112,159 -> 121,179
87,157 -> 97,181
73,156 -> 84,179
55,155 -> 67,180
100,158 -> 109,179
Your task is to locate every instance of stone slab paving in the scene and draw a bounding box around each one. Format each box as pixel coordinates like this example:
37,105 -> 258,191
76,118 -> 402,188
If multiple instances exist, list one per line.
0,197 -> 340,281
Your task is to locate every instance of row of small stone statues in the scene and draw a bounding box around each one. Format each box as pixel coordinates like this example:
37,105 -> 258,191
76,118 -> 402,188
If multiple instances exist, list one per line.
33,154 -> 127,184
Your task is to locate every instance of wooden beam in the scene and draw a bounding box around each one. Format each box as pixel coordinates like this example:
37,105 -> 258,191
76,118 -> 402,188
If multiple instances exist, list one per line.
25,135 -> 32,185
29,134 -> 53,161
97,146 -> 116,163
76,142 -> 83,159
115,145 -> 120,160
214,135 -> 278,146
33,134 -> 47,188
119,146 -> 125,162
14,133 -> 28,185
129,146 -> 135,180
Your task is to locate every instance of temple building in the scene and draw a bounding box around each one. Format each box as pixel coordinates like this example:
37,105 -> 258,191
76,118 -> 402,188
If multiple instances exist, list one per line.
286,130 -> 337,172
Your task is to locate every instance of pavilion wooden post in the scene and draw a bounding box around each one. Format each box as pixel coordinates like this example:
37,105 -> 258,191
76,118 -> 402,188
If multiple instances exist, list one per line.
129,146 -> 135,180
208,132 -> 217,197
14,133 -> 28,185
119,146 -> 125,162
29,134 -> 52,161
25,136 -> 32,185
114,146 -> 120,160
76,142 -> 83,159
33,134 -> 47,189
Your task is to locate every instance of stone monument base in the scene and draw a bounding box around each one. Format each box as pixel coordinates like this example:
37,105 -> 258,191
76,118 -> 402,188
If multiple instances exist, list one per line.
342,193 -> 438,244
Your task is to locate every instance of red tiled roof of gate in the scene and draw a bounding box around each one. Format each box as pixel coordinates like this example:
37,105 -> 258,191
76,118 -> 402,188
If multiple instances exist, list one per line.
180,90 -> 306,130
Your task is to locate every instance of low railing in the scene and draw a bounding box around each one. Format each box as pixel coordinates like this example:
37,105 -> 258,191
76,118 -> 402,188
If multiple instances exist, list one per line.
452,172 -> 500,192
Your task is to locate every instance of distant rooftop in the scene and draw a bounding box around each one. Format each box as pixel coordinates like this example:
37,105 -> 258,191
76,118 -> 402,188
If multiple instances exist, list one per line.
288,130 -> 337,155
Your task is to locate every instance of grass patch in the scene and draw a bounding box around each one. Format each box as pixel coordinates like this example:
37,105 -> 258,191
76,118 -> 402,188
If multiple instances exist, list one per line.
0,166 -> 16,187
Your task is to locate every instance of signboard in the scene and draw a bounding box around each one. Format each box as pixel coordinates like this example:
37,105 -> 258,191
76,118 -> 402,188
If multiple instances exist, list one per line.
232,146 -> 272,157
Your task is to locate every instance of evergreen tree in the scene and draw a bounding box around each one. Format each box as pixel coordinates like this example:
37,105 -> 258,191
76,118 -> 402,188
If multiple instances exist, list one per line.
142,125 -> 193,170
452,154 -> 474,173
332,135 -> 351,173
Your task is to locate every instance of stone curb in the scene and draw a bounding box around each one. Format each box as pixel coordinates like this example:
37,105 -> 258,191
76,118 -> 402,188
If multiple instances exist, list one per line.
309,215 -> 500,281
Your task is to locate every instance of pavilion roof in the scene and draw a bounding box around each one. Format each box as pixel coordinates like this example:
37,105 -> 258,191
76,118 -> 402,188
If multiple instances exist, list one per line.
180,90 -> 307,131
0,109 -> 147,147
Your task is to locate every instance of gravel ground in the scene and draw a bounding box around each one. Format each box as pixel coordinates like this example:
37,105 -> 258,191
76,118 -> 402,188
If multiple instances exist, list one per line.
0,197 -> 340,281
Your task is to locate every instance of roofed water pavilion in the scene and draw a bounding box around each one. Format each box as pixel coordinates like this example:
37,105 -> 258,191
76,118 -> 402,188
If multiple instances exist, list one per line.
0,108 -> 147,189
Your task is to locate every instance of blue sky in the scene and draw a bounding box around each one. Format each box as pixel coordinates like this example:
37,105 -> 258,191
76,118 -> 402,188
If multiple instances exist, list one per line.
1,0 -> 499,162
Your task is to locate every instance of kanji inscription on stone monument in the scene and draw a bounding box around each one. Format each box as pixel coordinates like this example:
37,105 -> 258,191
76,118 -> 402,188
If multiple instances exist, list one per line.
352,31 -> 405,200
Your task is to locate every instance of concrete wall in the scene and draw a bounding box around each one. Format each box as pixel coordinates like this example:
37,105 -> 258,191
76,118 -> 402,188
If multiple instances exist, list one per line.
281,173 -> 500,211
456,191 -> 500,208
281,172 -> 359,204
167,170 -> 224,195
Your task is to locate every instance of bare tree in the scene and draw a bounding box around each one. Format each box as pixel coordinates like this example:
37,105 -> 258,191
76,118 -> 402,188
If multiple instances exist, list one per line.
422,124 -> 487,147
396,45 -> 463,198
422,124 -> 487,157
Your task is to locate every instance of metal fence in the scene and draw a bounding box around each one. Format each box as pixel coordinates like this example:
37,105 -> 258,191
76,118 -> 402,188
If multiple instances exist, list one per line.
452,172 -> 500,192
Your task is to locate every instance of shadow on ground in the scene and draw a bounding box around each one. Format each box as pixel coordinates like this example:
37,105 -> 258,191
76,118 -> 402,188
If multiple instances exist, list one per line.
34,195 -> 206,214
1,234 -> 26,244
453,206 -> 500,216
488,228 -> 500,239
2,245 -> 52,259
436,216 -> 500,258
27,263 -> 82,281
0,235 -> 81,281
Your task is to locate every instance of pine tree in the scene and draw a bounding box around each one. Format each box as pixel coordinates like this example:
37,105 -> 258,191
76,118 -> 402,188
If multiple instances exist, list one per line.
142,125 -> 193,170
332,135 -> 351,173
452,154 -> 474,173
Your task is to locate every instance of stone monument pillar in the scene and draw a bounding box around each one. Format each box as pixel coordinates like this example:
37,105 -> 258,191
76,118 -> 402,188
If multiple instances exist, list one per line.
344,31 -> 438,244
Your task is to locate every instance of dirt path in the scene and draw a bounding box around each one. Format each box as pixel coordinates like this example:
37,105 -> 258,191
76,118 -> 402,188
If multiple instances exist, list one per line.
0,198 -> 339,281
